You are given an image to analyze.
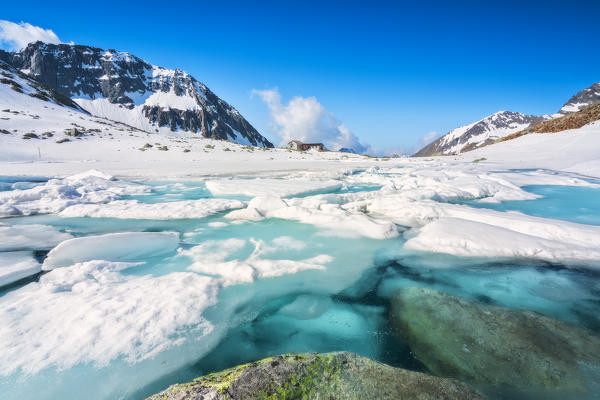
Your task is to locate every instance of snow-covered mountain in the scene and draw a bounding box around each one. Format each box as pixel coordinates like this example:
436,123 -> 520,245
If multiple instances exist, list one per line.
0,57 -> 163,157
2,42 -> 272,147
0,59 -> 86,114
414,80 -> 600,157
413,111 -> 540,156
555,81 -> 600,116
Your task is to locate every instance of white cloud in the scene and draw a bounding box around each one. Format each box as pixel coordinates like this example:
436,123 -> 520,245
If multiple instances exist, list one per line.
414,131 -> 441,151
0,20 -> 61,51
253,88 -> 372,154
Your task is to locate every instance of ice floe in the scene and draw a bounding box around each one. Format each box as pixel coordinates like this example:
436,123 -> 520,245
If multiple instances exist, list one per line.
43,232 -> 180,270
205,178 -> 342,197
346,167 -> 539,203
226,195 -> 398,239
180,238 -> 332,285
0,251 -> 41,287
0,261 -> 219,375
0,224 -> 72,251
0,170 -> 148,217
404,217 -> 600,264
59,199 -> 245,219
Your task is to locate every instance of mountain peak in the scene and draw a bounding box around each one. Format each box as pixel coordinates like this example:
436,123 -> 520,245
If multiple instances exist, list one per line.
7,41 -> 273,147
413,110 -> 540,157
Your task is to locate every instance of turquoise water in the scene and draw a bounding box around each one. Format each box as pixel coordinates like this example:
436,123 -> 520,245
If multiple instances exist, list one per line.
0,176 -> 48,191
462,185 -> 600,225
0,175 -> 599,400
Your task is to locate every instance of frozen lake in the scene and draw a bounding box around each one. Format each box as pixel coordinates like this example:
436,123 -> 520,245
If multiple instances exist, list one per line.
0,165 -> 599,400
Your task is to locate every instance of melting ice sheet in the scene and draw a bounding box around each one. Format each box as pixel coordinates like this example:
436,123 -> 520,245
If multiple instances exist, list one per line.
0,166 -> 599,400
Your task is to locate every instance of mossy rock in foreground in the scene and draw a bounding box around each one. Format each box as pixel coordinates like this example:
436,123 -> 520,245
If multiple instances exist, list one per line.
146,352 -> 486,400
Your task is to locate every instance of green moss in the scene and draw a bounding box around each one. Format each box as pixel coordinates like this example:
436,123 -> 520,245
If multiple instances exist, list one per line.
194,361 -> 254,394
254,354 -> 342,399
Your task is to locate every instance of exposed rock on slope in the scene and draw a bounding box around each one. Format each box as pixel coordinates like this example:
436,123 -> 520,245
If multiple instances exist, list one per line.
146,352 -> 486,400
391,287 -> 600,399
6,42 -> 272,147
499,103 -> 600,143
413,111 -> 540,156
556,81 -> 600,115
0,58 -> 86,113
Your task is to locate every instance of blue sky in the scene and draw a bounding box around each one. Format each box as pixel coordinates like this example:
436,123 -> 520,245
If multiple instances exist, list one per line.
1,0 -> 599,153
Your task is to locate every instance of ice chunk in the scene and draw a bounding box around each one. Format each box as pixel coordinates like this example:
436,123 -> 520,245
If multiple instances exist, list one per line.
404,217 -> 600,264
0,224 -> 72,251
269,203 -> 398,239
180,238 -> 332,285
346,167 -> 539,203
224,196 -> 286,220
59,199 -> 245,219
42,232 -> 180,270
0,251 -> 41,287
0,263 -> 219,374
205,178 -> 342,197
0,172 -> 148,217
226,195 -> 398,239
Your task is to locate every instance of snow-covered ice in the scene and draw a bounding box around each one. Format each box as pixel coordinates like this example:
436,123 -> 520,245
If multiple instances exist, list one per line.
0,251 -> 41,287
0,262 -> 220,375
59,198 -> 245,219
0,224 -> 72,251
42,232 -> 180,270
180,238 -> 331,285
404,216 -> 600,264
205,178 -> 342,197
0,170 -> 148,217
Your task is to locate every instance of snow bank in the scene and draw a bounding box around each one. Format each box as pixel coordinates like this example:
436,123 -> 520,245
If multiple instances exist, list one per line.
0,251 -> 41,287
0,262 -> 219,374
59,199 -> 245,220
205,178 -> 342,197
42,232 -> 180,270
0,224 -> 72,251
464,122 -> 600,178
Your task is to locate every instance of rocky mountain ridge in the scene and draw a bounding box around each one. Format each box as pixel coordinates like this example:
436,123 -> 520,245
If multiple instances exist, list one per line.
556,81 -> 600,116
413,111 -> 541,156
1,42 -> 273,147
414,81 -> 600,157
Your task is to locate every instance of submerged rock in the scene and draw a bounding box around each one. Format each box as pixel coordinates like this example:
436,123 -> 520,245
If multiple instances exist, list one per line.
146,352 -> 485,400
390,287 -> 600,399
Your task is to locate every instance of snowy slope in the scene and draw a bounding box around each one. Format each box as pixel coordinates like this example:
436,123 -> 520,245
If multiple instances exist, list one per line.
459,121 -> 600,177
0,59 -> 176,162
413,111 -> 540,156
5,42 -> 272,147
